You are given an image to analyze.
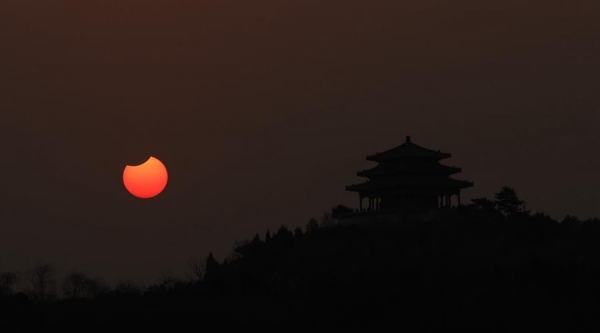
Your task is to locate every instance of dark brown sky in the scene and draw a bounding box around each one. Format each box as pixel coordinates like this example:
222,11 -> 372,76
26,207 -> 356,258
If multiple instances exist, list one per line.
1,0 -> 599,283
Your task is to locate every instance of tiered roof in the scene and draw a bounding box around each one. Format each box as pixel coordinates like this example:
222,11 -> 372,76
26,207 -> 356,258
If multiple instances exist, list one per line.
366,136 -> 451,162
357,163 -> 461,178
346,177 -> 473,192
346,136 -> 473,195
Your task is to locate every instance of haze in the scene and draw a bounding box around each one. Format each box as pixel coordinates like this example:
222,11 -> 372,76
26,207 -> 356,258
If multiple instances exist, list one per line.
1,0 -> 599,283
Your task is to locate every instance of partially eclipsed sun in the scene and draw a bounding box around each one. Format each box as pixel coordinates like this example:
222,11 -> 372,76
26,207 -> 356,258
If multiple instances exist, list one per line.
123,156 -> 168,199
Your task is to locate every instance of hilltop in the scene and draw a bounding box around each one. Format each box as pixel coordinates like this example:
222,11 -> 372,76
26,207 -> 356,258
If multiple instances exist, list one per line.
2,200 -> 600,330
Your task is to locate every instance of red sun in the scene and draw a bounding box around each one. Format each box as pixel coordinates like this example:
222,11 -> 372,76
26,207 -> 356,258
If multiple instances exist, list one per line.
123,156 -> 168,199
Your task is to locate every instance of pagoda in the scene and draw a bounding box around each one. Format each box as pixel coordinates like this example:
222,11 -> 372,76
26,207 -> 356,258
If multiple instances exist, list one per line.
346,136 -> 473,213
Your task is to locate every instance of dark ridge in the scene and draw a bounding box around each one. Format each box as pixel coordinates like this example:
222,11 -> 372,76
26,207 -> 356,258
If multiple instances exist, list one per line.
3,202 -> 600,330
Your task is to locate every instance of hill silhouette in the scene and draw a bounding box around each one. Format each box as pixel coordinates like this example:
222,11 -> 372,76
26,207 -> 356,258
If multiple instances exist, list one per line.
2,190 -> 600,330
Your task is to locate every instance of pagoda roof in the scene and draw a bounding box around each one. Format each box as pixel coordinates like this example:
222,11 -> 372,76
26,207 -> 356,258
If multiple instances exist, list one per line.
357,163 -> 461,178
366,136 -> 451,162
346,177 -> 474,193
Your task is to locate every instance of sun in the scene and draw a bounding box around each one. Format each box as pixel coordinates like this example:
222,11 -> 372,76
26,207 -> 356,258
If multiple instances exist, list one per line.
123,156 -> 168,199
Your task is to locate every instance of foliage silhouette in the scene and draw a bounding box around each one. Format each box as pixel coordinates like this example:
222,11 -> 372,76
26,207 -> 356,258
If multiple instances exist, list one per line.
306,217 -> 319,234
62,272 -> 106,300
470,197 -> 497,213
0,272 -> 18,297
188,257 -> 206,282
3,192 -> 600,330
28,264 -> 55,303
494,186 -> 526,216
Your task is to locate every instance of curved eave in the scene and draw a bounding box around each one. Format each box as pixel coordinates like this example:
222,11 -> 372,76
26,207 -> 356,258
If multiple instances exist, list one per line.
346,179 -> 474,192
356,166 -> 462,178
346,185 -> 360,192
366,152 -> 452,163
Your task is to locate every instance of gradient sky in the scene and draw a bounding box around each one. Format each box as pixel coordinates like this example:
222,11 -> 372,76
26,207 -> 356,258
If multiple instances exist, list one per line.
1,0 -> 599,284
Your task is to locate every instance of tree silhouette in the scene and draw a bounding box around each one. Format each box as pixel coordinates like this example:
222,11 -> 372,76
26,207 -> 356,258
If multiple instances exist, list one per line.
470,197 -> 497,212
294,227 -> 304,238
114,280 -> 143,296
188,257 -> 206,282
320,212 -> 335,227
62,272 -> 105,299
205,253 -> 219,278
0,272 -> 18,297
275,226 -> 293,240
28,264 -> 55,302
306,218 -> 319,234
494,186 -> 525,216
331,204 -> 354,217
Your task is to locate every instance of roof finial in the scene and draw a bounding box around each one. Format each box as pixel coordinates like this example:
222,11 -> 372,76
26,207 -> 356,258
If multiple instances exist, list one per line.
406,135 -> 411,143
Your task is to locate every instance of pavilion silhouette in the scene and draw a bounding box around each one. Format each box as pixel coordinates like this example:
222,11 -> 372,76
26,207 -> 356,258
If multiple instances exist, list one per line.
339,136 -> 473,223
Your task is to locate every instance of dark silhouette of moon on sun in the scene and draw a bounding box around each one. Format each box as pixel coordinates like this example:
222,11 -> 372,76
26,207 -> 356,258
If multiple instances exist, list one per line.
123,156 -> 168,199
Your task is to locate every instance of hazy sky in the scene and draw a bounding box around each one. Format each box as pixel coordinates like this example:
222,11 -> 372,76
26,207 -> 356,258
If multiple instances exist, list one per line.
1,0 -> 599,283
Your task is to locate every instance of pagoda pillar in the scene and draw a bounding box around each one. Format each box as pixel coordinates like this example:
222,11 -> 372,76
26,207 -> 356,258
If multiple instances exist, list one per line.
458,192 -> 461,206
359,195 -> 363,211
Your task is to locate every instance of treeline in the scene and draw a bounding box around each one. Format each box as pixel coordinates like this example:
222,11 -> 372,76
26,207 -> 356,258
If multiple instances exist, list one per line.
3,187 -> 600,329
0,265 -> 106,303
